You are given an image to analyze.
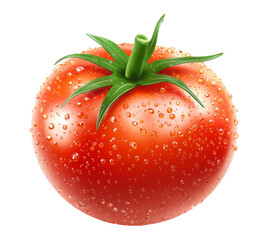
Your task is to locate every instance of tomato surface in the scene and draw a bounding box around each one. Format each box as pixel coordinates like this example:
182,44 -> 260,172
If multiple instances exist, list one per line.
31,44 -> 238,225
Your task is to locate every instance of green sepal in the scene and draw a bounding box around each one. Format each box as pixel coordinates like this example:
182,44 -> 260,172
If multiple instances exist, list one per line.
87,34 -> 129,67
61,75 -> 115,108
55,53 -> 121,73
144,14 -> 165,65
57,14 -> 225,130
147,53 -> 223,73
138,74 -> 204,108
97,79 -> 136,130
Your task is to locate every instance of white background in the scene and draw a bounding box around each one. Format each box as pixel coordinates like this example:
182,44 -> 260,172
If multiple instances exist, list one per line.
1,0 -> 267,239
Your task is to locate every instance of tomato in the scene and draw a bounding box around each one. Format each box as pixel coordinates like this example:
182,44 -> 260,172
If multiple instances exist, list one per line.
31,16 -> 237,225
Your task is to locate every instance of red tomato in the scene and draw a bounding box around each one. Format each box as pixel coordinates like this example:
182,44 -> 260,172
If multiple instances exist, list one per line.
31,44 -> 237,225
31,16 -> 238,225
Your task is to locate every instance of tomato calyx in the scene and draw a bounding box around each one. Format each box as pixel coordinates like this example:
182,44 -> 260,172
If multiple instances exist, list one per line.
55,14 -> 223,130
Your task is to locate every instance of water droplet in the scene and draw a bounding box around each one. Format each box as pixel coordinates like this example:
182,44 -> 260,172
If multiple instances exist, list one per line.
159,113 -> 164,118
215,107 -> 220,113
130,142 -> 137,149
46,136 -> 52,141
218,129 -> 224,135
168,130 -> 175,137
209,119 -> 214,125
148,108 -> 154,114
172,141 -> 178,147
43,114 -> 48,119
72,153 -> 79,161
48,123 -> 55,129
113,207 -> 118,212
77,112 -> 84,119
107,202 -> 113,207
234,119 -> 238,125
169,114 -> 175,119
74,140 -> 81,147
140,128 -> 146,134
143,159 -> 149,164
65,114 -> 70,120
198,78 -> 205,84
110,116 -> 116,124
123,104 -> 129,109
100,159 -> 106,165
75,66 -> 84,73
167,107 -> 173,113
132,121 -> 138,126
63,124 -> 68,130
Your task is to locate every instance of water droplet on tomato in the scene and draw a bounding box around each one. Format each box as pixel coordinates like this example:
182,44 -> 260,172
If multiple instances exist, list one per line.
148,108 -> 154,114
75,66 -> 84,73
123,104 -> 129,109
46,136 -> 52,141
48,123 -> 55,129
159,113 -> 164,118
72,152 -> 79,161
143,159 -> 149,164
130,142 -> 137,149
140,128 -> 146,134
218,129 -> 224,135
160,87 -> 166,93
132,121 -> 138,126
198,78 -> 205,84
169,114 -> 175,119
167,107 -> 173,113
65,114 -> 70,120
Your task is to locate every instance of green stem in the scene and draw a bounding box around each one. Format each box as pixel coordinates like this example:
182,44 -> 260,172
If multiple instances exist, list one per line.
125,34 -> 149,80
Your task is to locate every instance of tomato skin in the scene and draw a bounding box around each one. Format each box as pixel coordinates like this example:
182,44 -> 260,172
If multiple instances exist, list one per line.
31,44 -> 237,225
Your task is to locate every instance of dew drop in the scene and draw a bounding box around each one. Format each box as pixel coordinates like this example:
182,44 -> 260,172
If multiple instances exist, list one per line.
72,152 -> 79,161
169,114 -> 175,119
218,129 -> 224,135
75,66 -> 84,73
198,78 -> 205,84
167,107 -> 173,113
46,136 -> 52,141
65,114 -> 70,120
123,104 -> 129,109
130,142 -> 137,149
132,121 -> 138,126
140,128 -> 146,134
148,108 -> 154,114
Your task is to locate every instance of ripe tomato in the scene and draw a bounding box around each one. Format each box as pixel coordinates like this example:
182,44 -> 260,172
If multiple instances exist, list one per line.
31,16 -> 237,225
